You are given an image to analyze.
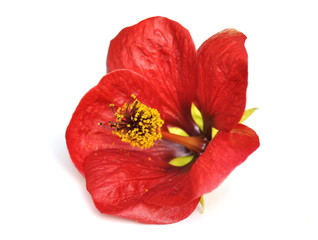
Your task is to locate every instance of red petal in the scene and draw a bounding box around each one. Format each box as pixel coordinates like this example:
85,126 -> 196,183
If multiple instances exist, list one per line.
107,16 -> 198,134
111,199 -> 199,224
66,69 -> 176,174
190,124 -> 260,195
143,169 -> 195,206
144,124 -> 259,206
197,29 -> 248,131
84,149 -> 199,224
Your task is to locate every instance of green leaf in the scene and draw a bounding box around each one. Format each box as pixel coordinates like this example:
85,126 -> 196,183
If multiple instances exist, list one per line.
191,103 -> 204,131
239,108 -> 258,123
167,127 -> 189,137
169,155 -> 194,167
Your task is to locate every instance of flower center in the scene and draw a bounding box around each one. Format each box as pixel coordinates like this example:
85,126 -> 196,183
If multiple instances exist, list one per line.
98,95 -> 208,154
106,95 -> 164,149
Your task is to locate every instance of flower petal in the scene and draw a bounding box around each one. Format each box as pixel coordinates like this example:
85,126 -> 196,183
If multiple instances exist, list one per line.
143,169 -> 195,206
144,124 -> 259,206
112,200 -> 199,224
107,16 -> 198,134
197,29 -> 248,131
190,124 -> 260,195
66,69 -> 184,174
84,149 -> 199,224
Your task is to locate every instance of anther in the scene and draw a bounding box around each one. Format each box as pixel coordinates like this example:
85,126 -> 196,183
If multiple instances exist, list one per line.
106,95 -> 164,149
97,122 -> 111,130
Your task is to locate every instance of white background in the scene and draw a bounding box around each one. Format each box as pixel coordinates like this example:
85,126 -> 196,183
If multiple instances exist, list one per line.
1,0 -> 317,239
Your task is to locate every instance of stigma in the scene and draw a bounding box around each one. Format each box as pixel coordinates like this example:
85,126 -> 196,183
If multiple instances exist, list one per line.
105,95 -> 164,149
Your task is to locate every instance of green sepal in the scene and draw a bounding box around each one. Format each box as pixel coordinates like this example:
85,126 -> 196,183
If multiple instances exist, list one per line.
191,103 -> 204,131
167,127 -> 189,137
239,108 -> 258,123
169,155 -> 194,167
200,195 -> 205,213
211,127 -> 219,139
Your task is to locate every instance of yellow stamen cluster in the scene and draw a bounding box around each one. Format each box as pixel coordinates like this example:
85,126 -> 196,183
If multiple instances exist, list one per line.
110,96 -> 164,149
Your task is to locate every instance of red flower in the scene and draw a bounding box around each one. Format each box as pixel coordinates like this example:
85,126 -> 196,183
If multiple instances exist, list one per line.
66,17 -> 259,224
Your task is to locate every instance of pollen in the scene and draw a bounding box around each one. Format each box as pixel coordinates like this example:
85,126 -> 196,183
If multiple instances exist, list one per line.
108,95 -> 164,149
